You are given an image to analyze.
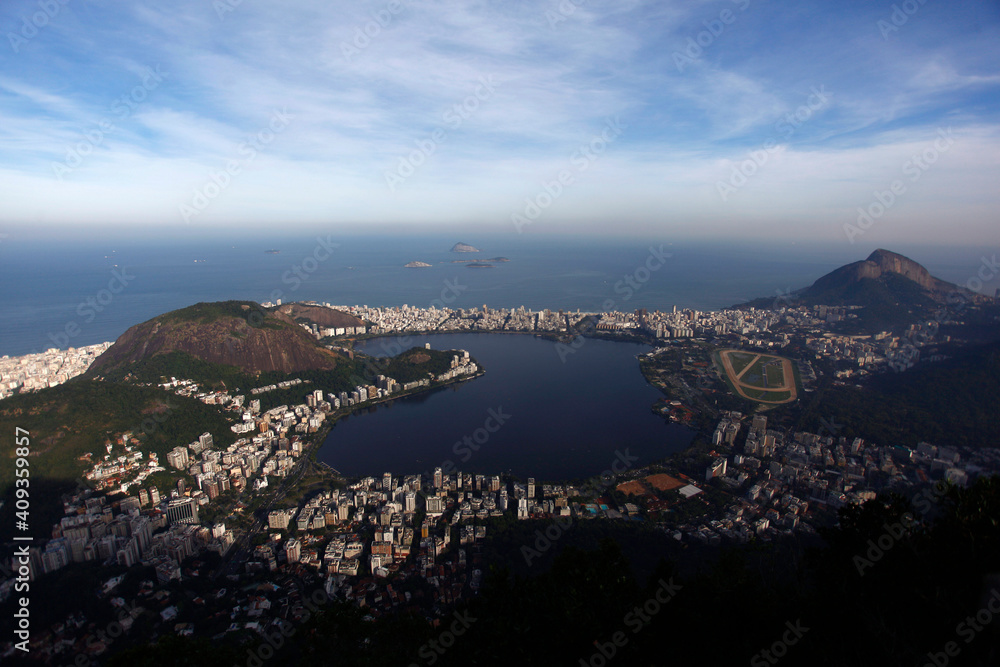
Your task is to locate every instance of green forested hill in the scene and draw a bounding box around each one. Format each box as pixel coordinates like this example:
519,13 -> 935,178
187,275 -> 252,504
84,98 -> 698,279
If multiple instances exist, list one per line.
0,378 -> 237,538
798,339 -> 1000,449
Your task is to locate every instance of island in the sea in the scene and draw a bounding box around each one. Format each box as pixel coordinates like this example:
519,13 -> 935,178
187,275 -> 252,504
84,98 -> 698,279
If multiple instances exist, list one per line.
466,262 -> 494,268
264,249 -> 280,254
450,242 -> 480,253
404,261 -> 432,268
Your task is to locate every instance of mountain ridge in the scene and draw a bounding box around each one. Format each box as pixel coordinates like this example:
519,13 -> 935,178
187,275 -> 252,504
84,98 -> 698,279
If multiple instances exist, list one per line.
736,249 -> 982,328
805,248 -> 958,298
87,301 -> 342,377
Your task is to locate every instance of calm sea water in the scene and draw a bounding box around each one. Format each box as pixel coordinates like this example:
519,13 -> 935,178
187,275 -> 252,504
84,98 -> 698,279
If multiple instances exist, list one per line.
0,232 -> 993,357
318,333 -> 693,481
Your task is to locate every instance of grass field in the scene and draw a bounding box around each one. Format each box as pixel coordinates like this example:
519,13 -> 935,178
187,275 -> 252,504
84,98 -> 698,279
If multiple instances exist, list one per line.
715,349 -> 799,405
764,362 -> 785,387
728,352 -> 756,376
738,387 -> 792,402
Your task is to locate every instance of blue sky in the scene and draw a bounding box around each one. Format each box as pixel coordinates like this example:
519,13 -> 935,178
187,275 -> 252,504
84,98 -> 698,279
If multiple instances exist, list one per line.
0,0 -> 998,245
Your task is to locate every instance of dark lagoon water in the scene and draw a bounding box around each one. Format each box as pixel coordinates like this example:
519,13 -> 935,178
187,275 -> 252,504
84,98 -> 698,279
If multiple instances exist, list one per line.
317,333 -> 695,482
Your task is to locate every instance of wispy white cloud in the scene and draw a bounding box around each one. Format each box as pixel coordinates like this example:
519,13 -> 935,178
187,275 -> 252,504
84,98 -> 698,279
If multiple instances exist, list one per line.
0,0 -> 996,244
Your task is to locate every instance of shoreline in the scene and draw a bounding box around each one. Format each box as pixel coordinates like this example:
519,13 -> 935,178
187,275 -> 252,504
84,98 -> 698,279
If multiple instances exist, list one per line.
306,368 -> 487,475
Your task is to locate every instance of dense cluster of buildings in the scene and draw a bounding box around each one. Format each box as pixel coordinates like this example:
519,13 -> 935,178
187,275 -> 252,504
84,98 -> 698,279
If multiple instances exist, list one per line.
5,341 -> 482,582
328,302 -> 783,340
0,297 -> 989,660
0,342 -> 110,399
324,302 -> 954,379
664,412 -> 1000,545
250,465 -> 662,617
0,299 -> 952,405
5,489 -> 232,585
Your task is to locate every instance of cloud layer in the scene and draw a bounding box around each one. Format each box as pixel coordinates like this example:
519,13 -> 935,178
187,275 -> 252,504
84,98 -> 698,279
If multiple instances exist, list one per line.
1,0 -> 998,244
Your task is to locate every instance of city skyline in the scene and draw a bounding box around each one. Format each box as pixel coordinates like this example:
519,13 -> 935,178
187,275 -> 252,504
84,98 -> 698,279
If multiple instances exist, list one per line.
1,0 -> 998,244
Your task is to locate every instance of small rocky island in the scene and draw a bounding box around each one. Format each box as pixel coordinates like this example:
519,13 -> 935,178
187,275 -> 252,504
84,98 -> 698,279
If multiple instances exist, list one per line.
450,242 -> 480,253
404,261 -> 432,268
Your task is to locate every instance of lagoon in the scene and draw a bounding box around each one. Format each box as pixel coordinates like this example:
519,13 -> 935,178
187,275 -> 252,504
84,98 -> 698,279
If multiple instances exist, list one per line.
318,333 -> 694,482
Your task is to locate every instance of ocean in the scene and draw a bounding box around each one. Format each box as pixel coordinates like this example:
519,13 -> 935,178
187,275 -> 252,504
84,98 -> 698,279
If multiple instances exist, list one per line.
0,232 -> 994,357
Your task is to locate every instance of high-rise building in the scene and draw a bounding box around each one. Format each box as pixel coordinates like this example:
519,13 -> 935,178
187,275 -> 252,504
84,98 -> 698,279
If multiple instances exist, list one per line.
130,516 -> 152,554
120,496 -> 141,514
268,508 -> 297,530
166,446 -> 189,470
433,467 -> 443,489
527,478 -> 535,499
705,457 -> 727,482
165,498 -> 199,525
285,539 -> 301,564
426,496 -> 444,515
